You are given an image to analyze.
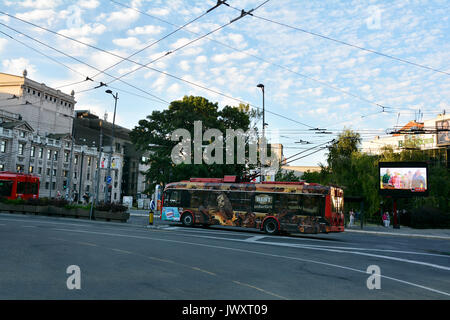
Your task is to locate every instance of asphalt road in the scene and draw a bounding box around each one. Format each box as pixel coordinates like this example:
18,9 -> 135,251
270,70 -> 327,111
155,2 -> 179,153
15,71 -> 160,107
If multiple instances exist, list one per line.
0,212 -> 449,300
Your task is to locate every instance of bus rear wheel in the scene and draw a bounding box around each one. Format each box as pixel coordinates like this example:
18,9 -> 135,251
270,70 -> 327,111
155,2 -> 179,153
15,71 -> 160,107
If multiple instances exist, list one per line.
181,212 -> 194,227
263,219 -> 279,235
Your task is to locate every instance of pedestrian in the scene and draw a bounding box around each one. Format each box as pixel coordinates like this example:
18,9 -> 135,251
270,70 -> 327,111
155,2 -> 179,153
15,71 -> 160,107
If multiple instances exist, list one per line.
383,211 -> 390,227
349,210 -> 354,227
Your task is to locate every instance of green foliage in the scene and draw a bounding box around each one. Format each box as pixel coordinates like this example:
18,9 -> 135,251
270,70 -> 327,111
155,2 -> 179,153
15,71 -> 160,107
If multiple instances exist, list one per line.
130,96 -> 255,191
95,202 -> 128,212
306,129 -> 449,228
274,170 -> 301,182
410,206 -> 450,229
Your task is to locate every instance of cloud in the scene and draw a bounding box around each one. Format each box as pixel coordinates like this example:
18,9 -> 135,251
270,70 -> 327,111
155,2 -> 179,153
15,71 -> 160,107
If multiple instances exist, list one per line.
147,8 -> 170,16
78,0 -> 100,9
112,37 -> 142,48
15,0 -> 61,9
59,23 -> 106,38
127,25 -> 164,36
2,58 -> 37,77
16,9 -> 56,22
179,60 -> 190,71
0,38 -> 7,53
106,8 -> 140,27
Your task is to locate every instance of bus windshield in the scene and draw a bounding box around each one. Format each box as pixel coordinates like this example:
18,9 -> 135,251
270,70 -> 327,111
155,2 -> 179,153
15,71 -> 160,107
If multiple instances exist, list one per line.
0,180 -> 13,197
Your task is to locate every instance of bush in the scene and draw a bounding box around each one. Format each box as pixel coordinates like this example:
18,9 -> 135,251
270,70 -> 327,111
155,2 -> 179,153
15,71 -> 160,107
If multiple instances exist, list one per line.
95,202 -> 128,212
410,206 -> 450,229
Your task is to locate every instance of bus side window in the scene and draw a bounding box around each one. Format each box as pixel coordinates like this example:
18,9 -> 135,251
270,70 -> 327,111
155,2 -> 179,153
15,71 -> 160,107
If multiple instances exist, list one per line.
17,182 -> 25,194
303,196 -> 319,216
31,183 -> 39,195
180,190 -> 191,207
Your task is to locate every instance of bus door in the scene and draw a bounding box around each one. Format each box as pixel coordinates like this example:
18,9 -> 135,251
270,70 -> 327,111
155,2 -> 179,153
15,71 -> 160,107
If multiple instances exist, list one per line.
161,189 -> 183,221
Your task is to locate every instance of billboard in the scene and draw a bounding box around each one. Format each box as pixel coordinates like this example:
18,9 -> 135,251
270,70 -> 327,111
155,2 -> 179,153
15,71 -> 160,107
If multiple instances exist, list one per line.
379,162 -> 428,197
436,119 -> 450,146
100,153 -> 121,169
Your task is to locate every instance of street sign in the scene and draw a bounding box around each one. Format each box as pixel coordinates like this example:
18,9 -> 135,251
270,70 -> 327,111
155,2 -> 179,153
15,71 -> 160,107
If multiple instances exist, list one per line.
106,176 -> 112,184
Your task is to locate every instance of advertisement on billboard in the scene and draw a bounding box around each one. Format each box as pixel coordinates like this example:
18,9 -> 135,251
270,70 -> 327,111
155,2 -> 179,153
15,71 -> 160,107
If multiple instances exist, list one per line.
379,162 -> 428,197
436,119 -> 450,146
100,153 -> 121,169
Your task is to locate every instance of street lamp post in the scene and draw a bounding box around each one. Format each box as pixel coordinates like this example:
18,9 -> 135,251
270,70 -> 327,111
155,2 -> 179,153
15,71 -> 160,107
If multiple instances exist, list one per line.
257,83 -> 265,182
105,90 -> 118,203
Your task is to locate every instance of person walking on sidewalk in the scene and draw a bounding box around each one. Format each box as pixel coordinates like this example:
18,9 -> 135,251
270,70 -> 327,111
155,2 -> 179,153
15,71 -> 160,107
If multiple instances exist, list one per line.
348,210 -> 355,227
383,211 -> 390,227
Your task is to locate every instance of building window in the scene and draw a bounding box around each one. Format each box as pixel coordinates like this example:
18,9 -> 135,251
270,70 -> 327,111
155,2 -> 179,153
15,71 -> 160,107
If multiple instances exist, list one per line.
87,172 -> 90,181
0,141 -> 6,153
53,169 -> 57,176
52,182 -> 56,190
53,151 -> 58,161
0,164 -> 4,171
45,182 -> 49,189
38,167 -> 42,174
47,168 -> 50,176
30,146 -> 35,157
16,165 -> 24,173
86,185 -> 90,192
64,152 -> 69,162
39,148 -> 43,158
74,155 -> 78,165
19,131 -> 26,138
18,143 -> 25,155
47,150 -> 51,160
29,166 -> 34,173
87,157 -> 91,166
73,171 -> 77,179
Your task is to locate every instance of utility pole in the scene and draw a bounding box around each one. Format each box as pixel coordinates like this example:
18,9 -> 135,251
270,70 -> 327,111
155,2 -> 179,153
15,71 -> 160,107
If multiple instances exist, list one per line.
257,83 -> 265,182
90,120 -> 103,219
105,90 -> 118,203
78,149 -> 84,204
49,149 -> 54,198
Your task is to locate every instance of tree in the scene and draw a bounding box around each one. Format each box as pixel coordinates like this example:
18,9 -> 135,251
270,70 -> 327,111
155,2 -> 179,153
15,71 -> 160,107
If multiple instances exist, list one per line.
274,169 -> 301,182
130,96 -> 255,192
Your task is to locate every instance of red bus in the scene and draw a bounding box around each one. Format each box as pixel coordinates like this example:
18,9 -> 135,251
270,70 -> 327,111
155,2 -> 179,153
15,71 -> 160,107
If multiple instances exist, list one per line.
0,172 -> 40,200
161,177 -> 344,234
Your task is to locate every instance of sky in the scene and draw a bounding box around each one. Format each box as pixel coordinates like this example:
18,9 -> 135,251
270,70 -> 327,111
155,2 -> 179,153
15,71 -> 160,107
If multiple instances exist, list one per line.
0,0 -> 449,167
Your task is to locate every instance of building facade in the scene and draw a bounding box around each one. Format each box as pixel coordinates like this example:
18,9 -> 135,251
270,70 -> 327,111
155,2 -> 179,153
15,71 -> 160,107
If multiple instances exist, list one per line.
0,71 -> 132,202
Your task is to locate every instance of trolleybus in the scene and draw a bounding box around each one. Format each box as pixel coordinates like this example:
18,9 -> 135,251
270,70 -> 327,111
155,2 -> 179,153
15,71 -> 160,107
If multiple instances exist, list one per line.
160,176 -> 344,234
0,172 -> 39,200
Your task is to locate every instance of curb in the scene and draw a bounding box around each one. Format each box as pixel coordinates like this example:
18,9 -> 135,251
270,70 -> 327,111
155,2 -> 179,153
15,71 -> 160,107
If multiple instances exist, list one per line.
345,228 -> 450,240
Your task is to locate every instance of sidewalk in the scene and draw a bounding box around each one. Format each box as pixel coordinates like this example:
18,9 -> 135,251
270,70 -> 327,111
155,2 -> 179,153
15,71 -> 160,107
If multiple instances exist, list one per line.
345,223 -> 450,240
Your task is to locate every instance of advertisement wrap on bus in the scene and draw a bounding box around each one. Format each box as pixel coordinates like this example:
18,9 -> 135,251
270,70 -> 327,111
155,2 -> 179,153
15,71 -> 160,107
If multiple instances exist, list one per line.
160,176 -> 344,235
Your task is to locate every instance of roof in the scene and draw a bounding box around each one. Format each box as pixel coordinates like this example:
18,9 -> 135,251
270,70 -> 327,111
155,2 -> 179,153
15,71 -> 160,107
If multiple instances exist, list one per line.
165,181 -> 336,195
0,120 -> 34,132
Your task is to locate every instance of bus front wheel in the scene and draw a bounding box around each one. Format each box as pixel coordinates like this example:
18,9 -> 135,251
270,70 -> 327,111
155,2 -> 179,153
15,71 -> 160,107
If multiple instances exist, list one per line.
263,219 -> 279,235
181,212 -> 194,227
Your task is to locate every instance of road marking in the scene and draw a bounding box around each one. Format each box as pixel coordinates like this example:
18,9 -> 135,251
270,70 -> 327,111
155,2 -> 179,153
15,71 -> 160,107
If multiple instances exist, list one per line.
232,281 -> 288,300
76,241 -> 98,247
146,256 -> 175,264
51,228 -> 450,297
112,248 -> 133,254
191,267 -> 216,276
245,236 -> 266,242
